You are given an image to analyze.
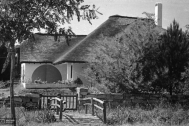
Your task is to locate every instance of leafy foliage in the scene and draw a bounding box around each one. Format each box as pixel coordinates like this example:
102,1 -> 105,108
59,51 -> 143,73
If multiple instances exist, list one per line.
1,49 -> 10,73
84,18 -> 189,94
186,24 -> 189,31
0,43 -> 10,79
0,0 -> 100,43
140,20 -> 189,95
83,19 -> 160,93
142,12 -> 155,20
0,0 -> 101,73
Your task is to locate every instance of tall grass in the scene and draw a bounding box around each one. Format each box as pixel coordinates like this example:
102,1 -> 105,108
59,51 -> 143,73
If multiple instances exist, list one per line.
105,101 -> 189,126
1,99 -> 189,126
0,107 -> 56,126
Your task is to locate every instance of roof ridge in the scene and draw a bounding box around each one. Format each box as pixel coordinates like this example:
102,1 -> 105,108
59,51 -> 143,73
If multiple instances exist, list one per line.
35,33 -> 87,37
109,15 -> 139,19
109,15 -> 155,22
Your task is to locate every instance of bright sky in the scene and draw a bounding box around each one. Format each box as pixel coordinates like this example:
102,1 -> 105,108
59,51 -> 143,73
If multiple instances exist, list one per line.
68,0 -> 189,35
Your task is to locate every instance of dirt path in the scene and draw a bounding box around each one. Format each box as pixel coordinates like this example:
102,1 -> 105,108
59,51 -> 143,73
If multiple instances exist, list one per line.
55,111 -> 104,125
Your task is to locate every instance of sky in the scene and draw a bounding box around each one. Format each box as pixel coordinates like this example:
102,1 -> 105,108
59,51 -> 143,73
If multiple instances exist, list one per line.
67,0 -> 189,35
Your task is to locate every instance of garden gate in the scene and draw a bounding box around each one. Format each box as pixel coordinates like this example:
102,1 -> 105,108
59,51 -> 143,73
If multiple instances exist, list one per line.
39,94 -> 78,111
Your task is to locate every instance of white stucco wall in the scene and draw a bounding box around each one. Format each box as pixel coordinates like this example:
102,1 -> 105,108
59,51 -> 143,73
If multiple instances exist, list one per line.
21,62 -> 89,86
67,63 -> 72,80
21,63 -> 26,83
25,63 -> 42,83
55,63 -> 67,80
60,62 -> 89,85
21,63 -> 67,84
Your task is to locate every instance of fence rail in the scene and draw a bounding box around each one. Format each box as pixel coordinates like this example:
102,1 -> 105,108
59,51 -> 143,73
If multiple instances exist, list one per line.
85,93 -> 189,106
81,97 -> 107,124
0,118 -> 15,125
39,94 -> 78,111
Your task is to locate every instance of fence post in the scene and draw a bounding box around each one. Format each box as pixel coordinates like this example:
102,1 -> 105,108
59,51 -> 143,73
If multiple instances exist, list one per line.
38,94 -> 42,109
85,105 -> 88,114
57,94 -> 61,115
57,94 -> 61,99
103,101 -> 106,124
59,99 -> 63,121
76,94 -> 78,110
77,87 -> 89,105
47,99 -> 51,109
91,97 -> 94,116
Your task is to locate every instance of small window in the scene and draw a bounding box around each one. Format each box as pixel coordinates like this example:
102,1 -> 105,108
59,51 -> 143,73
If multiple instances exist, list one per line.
22,65 -> 25,82
71,65 -> 73,79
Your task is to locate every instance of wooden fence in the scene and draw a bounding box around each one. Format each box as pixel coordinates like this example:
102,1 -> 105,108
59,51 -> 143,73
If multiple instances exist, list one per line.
39,94 -> 78,111
0,118 -> 15,125
85,93 -> 189,106
50,97 -> 65,120
85,93 -> 123,101
122,93 -> 189,105
80,97 -> 107,124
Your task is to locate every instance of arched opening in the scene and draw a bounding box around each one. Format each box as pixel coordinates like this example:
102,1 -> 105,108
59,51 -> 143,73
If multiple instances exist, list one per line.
32,65 -> 62,83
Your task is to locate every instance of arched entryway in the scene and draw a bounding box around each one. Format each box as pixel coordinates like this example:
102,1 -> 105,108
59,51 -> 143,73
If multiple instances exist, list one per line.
32,65 -> 62,83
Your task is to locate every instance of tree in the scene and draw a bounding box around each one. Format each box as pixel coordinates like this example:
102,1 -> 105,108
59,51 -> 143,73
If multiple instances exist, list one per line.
0,43 -> 10,81
186,24 -> 189,38
140,20 -> 189,95
83,19 -> 160,93
0,0 -> 100,125
186,24 -> 189,31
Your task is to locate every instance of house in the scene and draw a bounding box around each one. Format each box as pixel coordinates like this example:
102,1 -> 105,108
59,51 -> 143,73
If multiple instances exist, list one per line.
20,34 -> 87,87
20,3 -> 165,88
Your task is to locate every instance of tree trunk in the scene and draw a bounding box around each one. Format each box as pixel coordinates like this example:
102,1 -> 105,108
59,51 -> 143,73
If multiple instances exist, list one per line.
168,64 -> 173,96
169,82 -> 173,96
10,45 -> 16,126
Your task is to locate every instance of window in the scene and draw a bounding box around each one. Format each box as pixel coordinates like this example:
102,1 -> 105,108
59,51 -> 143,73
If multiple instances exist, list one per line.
22,65 -> 24,82
71,64 -> 73,79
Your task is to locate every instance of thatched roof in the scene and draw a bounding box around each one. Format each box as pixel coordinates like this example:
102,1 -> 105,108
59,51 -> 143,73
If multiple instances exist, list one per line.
20,33 -> 86,63
53,15 -> 165,64
20,15 -> 165,64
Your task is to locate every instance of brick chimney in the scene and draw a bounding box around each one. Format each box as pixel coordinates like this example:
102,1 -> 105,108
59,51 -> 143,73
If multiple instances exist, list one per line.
155,3 -> 162,27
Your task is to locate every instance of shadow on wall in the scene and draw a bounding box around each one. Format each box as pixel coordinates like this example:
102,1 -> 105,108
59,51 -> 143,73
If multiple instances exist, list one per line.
32,65 -> 62,83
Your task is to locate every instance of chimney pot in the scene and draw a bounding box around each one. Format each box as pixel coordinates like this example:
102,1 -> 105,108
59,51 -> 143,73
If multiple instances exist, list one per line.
155,3 -> 162,27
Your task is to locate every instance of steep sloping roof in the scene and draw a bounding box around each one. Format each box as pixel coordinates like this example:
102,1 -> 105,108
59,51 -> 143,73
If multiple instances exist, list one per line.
20,15 -> 165,64
53,15 -> 165,64
20,34 -> 86,63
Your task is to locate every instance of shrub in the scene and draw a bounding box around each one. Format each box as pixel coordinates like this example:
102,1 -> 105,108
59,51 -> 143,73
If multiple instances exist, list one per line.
34,79 -> 47,84
74,77 -> 83,85
0,81 -> 10,89
105,103 -> 189,125
0,107 -> 56,126
34,109 -> 56,123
